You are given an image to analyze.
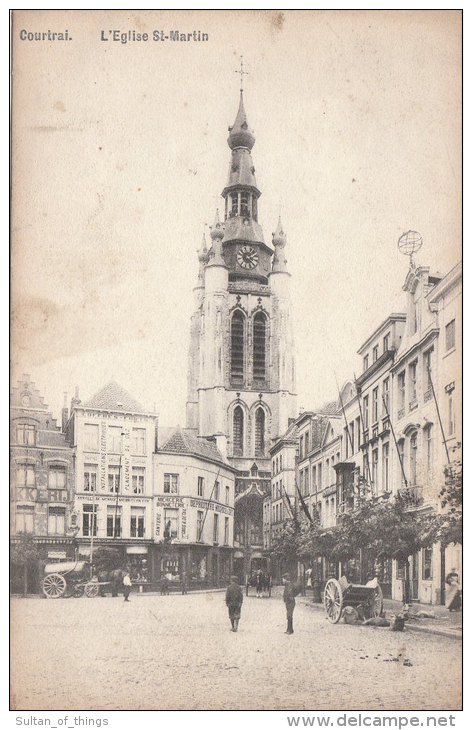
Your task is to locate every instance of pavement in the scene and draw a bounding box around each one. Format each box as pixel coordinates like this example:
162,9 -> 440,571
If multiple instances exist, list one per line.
15,585 -> 463,639
11,590 -> 461,711
296,589 -> 462,640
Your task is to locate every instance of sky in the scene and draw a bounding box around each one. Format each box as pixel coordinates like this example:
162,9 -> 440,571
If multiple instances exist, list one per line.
11,9 -> 461,427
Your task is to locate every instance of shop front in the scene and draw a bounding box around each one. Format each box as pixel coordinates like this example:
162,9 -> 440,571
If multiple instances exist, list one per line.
151,544 -> 233,590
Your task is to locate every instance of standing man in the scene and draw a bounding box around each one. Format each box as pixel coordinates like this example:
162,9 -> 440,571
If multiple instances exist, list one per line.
256,569 -> 263,598
225,575 -> 243,632
181,572 -> 188,595
282,572 -> 301,634
123,571 -> 132,602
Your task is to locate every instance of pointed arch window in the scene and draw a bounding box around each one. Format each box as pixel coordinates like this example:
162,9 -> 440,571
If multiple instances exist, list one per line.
253,312 -> 267,382
255,408 -> 265,457
233,406 -> 244,456
231,311 -> 245,382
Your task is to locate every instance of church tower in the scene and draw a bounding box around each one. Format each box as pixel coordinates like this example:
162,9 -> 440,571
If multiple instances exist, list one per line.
186,86 -> 297,577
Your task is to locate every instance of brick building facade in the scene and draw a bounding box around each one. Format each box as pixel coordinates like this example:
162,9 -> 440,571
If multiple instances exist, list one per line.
10,375 -> 75,593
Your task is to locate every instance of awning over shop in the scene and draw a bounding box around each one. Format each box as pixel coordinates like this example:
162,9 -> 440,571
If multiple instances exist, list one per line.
47,550 -> 67,559
126,546 -> 148,555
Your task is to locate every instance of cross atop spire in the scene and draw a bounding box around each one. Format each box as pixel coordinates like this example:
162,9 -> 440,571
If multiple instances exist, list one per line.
235,55 -> 248,94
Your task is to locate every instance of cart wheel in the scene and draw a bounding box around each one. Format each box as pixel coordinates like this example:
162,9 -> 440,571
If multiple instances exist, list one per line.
372,584 -> 384,617
42,573 -> 67,599
324,578 -> 343,623
84,582 -> 99,598
73,584 -> 85,598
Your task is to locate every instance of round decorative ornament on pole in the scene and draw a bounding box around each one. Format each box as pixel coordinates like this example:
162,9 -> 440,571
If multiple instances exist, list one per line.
397,230 -> 423,268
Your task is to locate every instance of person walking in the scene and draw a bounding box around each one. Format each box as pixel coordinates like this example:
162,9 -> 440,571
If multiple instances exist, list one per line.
282,572 -> 301,634
123,571 -> 132,602
445,568 -> 461,611
256,569 -> 263,598
181,572 -> 188,595
225,575 -> 243,632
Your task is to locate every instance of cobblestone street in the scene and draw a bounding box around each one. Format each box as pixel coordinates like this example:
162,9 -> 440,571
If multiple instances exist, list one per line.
11,592 -> 461,712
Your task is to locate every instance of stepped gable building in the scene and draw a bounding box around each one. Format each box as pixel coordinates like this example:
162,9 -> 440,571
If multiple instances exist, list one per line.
10,375 -> 75,593
155,427 -> 236,587
67,381 -> 158,587
186,90 -> 298,580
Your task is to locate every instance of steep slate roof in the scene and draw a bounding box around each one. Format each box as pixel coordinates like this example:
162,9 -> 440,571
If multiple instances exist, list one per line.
311,416 -> 329,451
160,427 -> 227,466
318,399 -> 339,416
82,381 -> 146,413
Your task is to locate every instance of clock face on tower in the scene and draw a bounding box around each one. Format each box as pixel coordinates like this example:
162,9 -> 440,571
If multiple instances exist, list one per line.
237,245 -> 259,270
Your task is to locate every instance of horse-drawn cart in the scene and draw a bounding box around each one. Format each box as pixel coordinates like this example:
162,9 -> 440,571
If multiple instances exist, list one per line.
41,561 -> 110,599
323,575 -> 383,623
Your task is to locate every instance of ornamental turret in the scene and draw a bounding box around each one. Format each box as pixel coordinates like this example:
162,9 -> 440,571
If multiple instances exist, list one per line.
271,216 -> 288,274
197,233 -> 208,285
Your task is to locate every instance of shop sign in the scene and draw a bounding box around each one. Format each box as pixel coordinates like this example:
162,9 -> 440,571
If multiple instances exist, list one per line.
48,550 -> 67,559
156,495 -> 184,508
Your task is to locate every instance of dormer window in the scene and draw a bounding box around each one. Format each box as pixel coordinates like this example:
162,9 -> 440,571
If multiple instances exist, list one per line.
363,355 -> 369,372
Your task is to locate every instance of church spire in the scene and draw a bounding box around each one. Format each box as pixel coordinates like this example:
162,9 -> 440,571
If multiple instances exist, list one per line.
222,92 -> 265,253
227,92 -> 256,151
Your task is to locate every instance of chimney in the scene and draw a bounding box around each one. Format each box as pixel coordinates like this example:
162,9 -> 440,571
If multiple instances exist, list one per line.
71,386 -> 81,410
61,392 -> 69,433
213,432 -> 228,461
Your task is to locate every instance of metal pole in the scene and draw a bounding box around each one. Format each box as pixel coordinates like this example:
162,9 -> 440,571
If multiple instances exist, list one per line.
90,481 -> 96,568
381,395 -> 408,489
114,431 -> 126,539
114,453 -> 121,539
197,466 -> 221,542
335,374 -> 354,456
353,374 -> 373,490
427,366 -> 451,465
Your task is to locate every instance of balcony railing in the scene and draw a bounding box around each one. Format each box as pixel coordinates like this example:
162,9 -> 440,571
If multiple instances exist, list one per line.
323,482 -> 337,497
398,485 -> 424,507
424,388 -> 433,403
409,398 -> 418,411
397,407 -> 405,419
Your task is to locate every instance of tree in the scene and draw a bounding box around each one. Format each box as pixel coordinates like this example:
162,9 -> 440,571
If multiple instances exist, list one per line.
92,547 -> 122,572
335,493 -> 437,564
270,520 -> 299,565
435,460 -> 462,546
10,533 -> 42,597
296,518 -> 338,563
